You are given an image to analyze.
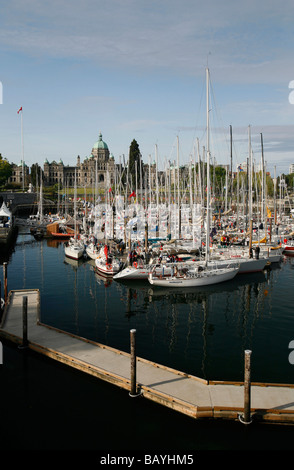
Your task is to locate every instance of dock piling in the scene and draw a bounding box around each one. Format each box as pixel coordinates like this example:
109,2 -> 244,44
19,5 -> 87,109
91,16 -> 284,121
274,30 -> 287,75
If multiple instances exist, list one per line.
18,296 -> 28,350
239,349 -> 252,424
129,329 -> 141,397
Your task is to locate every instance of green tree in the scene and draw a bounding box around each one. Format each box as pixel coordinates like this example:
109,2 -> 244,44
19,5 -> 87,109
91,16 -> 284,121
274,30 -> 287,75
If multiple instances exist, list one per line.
128,139 -> 143,191
0,153 -> 13,186
30,163 -> 44,188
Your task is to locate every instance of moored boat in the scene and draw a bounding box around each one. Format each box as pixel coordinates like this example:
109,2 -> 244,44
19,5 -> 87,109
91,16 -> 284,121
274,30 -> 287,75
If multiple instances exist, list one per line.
64,238 -> 85,260
148,264 -> 239,288
95,245 -> 121,276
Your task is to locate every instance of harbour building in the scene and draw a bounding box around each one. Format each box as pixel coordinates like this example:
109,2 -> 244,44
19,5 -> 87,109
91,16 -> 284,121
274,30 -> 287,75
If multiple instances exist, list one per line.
43,132 -> 116,188
9,132 -> 116,189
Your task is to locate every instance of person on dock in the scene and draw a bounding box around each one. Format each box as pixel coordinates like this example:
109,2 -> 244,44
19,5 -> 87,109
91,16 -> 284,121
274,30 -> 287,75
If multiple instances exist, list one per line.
255,245 -> 260,259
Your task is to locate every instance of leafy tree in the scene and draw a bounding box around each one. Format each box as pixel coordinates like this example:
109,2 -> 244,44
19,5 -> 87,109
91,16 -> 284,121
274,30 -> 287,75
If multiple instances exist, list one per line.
30,163 -> 44,188
0,153 -> 13,185
128,139 -> 143,191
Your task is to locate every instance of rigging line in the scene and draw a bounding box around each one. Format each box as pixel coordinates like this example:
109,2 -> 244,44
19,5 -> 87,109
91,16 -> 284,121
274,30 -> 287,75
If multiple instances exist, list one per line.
189,72 -> 207,154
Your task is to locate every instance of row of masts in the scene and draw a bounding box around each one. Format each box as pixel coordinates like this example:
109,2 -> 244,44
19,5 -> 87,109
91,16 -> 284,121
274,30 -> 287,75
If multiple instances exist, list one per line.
33,67 -> 291,234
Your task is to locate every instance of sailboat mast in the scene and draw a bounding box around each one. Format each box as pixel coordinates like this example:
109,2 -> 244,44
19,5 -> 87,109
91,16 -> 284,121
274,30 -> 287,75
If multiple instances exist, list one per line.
74,169 -> 77,241
230,124 -> 233,208
205,67 -> 210,265
248,125 -> 252,222
20,109 -> 25,192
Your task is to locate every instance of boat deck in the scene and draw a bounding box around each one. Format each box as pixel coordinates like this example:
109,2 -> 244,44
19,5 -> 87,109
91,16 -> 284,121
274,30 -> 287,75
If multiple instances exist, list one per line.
1,289 -> 294,425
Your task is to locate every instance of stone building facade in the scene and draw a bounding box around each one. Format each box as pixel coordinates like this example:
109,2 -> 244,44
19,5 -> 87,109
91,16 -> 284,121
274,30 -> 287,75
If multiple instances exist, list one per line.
43,132 -> 116,188
10,132 -> 116,189
9,160 -> 29,186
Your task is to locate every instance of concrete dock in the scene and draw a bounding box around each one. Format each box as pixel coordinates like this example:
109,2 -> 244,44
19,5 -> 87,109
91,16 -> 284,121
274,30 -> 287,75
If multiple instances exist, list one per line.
1,289 -> 294,425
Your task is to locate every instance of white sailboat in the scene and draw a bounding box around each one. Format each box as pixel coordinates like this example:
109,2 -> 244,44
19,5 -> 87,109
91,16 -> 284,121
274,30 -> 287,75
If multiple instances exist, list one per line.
85,240 -> 100,260
64,170 -> 84,260
148,68 -> 240,288
148,264 -> 239,287
95,245 -> 121,276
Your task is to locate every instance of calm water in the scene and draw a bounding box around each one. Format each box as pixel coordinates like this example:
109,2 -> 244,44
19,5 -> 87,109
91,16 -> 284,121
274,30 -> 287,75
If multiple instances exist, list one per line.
1,228 -> 294,452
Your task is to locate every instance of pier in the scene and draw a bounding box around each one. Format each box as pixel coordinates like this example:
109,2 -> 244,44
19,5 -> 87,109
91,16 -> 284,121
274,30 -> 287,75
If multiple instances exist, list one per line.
1,289 -> 294,425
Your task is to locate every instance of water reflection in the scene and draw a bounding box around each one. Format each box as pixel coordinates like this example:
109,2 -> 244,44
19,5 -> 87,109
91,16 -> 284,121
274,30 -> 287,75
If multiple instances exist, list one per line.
0,230 -> 291,383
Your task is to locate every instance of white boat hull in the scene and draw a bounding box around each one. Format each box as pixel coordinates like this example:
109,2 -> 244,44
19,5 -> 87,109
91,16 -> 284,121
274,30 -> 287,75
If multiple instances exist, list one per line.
148,267 -> 239,288
283,244 -> 294,254
86,244 -> 100,260
64,244 -> 84,260
95,258 -> 121,276
113,264 -> 174,281
216,257 -> 268,273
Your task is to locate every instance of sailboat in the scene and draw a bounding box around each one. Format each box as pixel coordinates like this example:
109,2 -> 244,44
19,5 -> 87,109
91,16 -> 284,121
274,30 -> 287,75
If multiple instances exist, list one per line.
149,68 -> 240,288
64,170 -> 84,260
95,244 -> 121,276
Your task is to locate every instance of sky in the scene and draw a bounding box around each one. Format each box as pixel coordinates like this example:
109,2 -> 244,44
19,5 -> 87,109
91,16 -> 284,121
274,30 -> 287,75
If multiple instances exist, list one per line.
1,0 -> 294,177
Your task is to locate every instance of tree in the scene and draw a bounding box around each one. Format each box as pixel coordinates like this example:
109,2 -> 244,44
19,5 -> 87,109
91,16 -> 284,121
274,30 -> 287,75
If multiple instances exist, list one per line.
0,153 -> 12,186
128,139 -> 143,191
30,163 -> 44,188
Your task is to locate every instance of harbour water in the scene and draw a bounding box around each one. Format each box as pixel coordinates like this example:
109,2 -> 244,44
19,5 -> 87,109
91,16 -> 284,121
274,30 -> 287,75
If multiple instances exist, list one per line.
1,228 -> 294,454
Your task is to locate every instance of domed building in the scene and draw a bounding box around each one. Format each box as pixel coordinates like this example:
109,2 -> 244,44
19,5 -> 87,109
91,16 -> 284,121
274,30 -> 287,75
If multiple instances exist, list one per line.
77,132 -> 115,187
43,132 -> 116,189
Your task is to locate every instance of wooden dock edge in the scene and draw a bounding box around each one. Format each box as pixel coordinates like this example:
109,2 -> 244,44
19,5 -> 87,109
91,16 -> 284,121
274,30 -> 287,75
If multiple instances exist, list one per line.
2,331 -> 294,424
210,380 -> 294,388
0,288 -> 41,328
1,289 -> 294,425
36,320 -> 209,385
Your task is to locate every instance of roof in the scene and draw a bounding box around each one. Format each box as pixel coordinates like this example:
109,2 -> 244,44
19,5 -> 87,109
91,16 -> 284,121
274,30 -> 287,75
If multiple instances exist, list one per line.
92,132 -> 108,150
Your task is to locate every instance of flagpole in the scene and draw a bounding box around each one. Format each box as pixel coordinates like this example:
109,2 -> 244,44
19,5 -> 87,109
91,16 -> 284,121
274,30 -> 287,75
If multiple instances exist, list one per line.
21,110 -> 24,192
18,107 -> 24,191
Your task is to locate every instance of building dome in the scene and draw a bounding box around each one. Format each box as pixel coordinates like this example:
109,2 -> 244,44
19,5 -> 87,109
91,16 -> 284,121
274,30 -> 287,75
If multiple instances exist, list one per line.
93,132 -> 108,150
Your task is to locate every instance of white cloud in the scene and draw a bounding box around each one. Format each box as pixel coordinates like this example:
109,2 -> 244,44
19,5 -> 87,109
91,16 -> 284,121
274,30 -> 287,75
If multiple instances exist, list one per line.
2,0 -> 294,84
2,0 -> 294,175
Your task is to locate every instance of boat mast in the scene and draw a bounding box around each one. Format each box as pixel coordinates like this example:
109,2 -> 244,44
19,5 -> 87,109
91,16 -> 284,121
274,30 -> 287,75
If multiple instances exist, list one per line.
248,125 -> 252,223
205,67 -> 210,266
260,133 -> 265,229
74,169 -> 77,241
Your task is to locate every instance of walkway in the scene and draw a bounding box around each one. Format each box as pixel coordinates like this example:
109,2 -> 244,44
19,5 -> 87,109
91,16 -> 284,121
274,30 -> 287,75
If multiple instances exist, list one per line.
1,289 -> 294,425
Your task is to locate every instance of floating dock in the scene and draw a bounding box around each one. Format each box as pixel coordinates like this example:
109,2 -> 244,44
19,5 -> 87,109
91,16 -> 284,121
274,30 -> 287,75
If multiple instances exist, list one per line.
1,289 -> 294,425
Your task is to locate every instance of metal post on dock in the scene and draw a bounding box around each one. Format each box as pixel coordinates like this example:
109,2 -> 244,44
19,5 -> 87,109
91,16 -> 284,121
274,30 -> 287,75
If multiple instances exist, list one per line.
18,296 -> 28,350
129,329 -> 141,397
239,349 -> 252,424
3,262 -> 7,305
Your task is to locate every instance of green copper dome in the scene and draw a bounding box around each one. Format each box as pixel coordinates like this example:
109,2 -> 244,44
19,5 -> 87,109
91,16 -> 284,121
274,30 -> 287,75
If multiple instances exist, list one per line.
93,132 -> 108,150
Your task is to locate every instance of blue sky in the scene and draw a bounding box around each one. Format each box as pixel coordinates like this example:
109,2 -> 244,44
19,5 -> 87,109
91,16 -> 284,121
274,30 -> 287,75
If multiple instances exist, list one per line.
1,0 -> 294,177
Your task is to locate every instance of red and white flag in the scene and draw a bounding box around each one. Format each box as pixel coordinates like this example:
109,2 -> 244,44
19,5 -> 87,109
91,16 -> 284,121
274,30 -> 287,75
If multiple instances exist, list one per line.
17,107 -> 22,114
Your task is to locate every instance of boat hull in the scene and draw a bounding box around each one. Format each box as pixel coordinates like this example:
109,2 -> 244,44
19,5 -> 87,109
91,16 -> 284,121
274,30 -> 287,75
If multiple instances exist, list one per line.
283,245 -> 294,254
64,244 -> 84,260
95,259 -> 121,276
148,267 -> 238,288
